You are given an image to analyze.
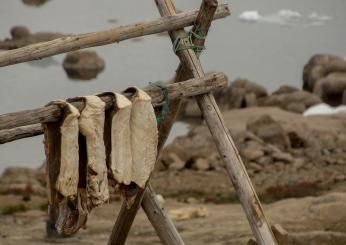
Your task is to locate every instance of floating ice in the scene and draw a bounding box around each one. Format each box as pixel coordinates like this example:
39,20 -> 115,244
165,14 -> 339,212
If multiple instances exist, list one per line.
238,9 -> 332,27
238,11 -> 260,22
277,9 -> 301,19
308,12 -> 332,21
304,103 -> 346,116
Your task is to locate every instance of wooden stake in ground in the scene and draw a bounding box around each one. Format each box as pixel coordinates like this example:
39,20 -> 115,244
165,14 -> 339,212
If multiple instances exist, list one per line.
0,4 -> 229,67
154,0 -> 278,244
108,1 -> 220,244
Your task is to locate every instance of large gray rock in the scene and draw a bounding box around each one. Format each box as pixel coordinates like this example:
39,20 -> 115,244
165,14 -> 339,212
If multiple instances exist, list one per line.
0,26 -> 65,50
63,51 -> 105,80
303,54 -> 346,106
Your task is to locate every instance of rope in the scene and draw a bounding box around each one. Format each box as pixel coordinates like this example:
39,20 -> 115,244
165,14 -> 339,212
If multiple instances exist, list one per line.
172,26 -> 206,57
149,81 -> 169,125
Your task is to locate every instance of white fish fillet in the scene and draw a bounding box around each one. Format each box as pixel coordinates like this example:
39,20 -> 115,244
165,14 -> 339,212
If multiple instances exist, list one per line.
127,87 -> 158,188
109,93 -> 133,185
56,102 -> 80,198
79,96 -> 109,209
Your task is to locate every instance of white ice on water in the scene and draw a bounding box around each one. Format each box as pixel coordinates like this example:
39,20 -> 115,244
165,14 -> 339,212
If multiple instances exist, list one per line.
238,9 -> 332,26
303,103 -> 346,116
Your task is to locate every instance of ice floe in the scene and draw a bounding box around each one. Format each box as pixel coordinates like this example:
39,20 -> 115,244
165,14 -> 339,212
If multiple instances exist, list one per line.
304,103 -> 346,116
238,9 -> 332,27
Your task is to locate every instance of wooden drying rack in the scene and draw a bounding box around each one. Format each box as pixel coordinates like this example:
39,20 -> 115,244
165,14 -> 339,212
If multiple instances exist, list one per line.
0,1 -> 285,244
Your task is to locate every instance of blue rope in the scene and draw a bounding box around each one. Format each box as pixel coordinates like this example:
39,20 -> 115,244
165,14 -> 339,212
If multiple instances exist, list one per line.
149,81 -> 169,125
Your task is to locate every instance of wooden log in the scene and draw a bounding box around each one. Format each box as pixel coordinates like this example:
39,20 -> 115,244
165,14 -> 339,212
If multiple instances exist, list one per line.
155,0 -> 278,244
0,124 -> 42,144
142,184 -> 184,245
0,72 -> 227,135
108,1 -> 218,244
0,4 -> 230,67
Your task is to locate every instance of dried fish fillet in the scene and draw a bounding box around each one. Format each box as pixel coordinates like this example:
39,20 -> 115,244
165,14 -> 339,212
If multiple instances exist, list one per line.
43,100 -> 86,236
79,95 -> 109,210
56,103 -> 80,198
126,87 -> 158,188
109,93 -> 133,184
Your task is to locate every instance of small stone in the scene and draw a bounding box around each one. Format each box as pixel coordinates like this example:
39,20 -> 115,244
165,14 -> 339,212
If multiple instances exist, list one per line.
192,158 -> 210,171
256,156 -> 273,165
186,197 -> 199,204
168,153 -> 185,171
248,162 -> 262,172
293,158 -> 305,169
241,148 -> 264,161
272,152 -> 293,163
169,206 -> 209,221
156,194 -> 165,206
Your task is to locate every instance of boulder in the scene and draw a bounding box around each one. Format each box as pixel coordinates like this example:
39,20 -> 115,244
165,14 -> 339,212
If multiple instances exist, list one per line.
0,26 -> 65,50
246,114 -> 291,150
303,54 -> 346,92
63,51 -> 105,80
22,0 -> 49,6
180,78 -> 268,119
0,167 -> 45,196
258,90 -> 321,113
303,54 -> 346,106
313,72 -> 346,106
10,26 -> 31,39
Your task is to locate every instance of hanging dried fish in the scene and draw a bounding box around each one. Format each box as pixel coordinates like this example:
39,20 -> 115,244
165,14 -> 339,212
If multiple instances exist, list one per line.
107,93 -> 133,184
126,87 -> 158,188
56,103 -> 80,197
79,95 -> 109,210
43,101 -> 86,236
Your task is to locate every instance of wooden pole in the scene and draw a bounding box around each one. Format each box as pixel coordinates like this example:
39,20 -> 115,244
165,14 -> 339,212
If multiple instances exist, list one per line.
142,184 -> 185,245
108,1 -> 218,244
0,4 -> 230,67
154,0 -> 278,244
0,124 -> 42,144
0,72 -> 227,135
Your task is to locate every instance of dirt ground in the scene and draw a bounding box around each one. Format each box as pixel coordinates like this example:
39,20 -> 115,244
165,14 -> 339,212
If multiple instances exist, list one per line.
2,190 -> 346,245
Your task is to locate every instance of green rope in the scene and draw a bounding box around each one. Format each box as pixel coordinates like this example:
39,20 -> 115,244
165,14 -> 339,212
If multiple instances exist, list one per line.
149,81 -> 169,125
172,27 -> 206,57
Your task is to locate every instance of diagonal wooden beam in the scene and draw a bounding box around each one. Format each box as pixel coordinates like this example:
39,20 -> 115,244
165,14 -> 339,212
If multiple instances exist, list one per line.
0,4 -> 230,67
107,1 -> 220,244
154,0 -> 278,244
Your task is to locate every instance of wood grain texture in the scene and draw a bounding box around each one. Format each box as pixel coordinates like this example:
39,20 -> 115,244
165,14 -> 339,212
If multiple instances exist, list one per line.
154,0 -> 278,244
0,72 -> 227,145
0,4 -> 230,67
108,1 -> 219,244
142,184 -> 184,245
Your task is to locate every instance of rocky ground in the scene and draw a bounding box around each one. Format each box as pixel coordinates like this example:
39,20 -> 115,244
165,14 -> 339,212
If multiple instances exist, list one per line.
1,106 -> 346,244
1,192 -> 346,244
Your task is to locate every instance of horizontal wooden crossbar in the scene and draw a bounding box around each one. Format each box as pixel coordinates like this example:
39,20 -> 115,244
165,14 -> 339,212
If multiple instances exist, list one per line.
0,72 -> 227,144
0,4 -> 230,67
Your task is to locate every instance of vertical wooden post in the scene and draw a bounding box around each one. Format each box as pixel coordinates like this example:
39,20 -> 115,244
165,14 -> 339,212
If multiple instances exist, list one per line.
108,1 -> 220,244
154,0 -> 278,244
